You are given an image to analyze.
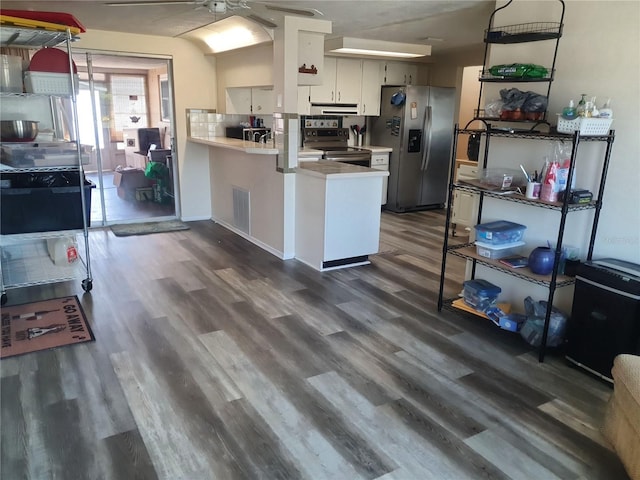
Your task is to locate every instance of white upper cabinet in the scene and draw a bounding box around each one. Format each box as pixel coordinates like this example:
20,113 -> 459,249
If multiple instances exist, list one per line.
226,87 -> 252,114
360,60 -> 382,116
335,58 -> 362,104
251,87 -> 274,114
383,61 -> 418,85
298,86 -> 311,115
309,57 -> 337,103
310,57 -> 362,104
226,87 -> 273,114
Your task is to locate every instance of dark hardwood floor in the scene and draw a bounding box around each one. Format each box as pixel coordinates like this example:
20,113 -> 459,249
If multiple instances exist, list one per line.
0,210 -> 628,479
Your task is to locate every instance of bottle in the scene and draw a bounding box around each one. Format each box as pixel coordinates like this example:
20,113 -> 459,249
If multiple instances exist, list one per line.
599,98 -> 613,119
576,94 -> 587,117
562,99 -> 577,119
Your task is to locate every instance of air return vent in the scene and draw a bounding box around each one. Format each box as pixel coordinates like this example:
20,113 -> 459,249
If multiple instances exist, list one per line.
232,186 -> 250,234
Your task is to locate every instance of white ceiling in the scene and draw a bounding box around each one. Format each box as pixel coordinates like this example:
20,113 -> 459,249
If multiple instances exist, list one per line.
1,1 -> 495,54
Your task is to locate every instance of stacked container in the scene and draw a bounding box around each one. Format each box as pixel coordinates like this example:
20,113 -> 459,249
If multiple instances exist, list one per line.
474,220 -> 527,259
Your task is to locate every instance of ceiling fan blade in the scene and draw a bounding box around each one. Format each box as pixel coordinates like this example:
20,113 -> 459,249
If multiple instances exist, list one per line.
263,3 -> 320,17
245,13 -> 277,29
105,1 -> 202,6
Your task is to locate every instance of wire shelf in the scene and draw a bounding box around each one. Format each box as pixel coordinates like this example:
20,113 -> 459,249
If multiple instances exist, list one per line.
485,22 -> 563,44
453,183 -> 597,211
447,243 -> 576,288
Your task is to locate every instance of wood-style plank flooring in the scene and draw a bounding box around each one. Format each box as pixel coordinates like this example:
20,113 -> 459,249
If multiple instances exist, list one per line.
0,210 -> 628,479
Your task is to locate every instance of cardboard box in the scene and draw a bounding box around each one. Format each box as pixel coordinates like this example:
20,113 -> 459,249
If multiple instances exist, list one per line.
113,168 -> 152,201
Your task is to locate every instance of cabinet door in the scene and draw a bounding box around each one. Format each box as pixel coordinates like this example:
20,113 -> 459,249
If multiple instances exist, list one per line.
360,60 -> 382,116
451,190 -> 479,228
310,57 -> 337,103
251,87 -> 273,114
384,61 -> 418,85
297,86 -> 311,115
335,58 -> 362,104
226,87 -> 252,114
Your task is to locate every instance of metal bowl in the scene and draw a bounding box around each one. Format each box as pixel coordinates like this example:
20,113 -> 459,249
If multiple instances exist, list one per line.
0,120 -> 39,142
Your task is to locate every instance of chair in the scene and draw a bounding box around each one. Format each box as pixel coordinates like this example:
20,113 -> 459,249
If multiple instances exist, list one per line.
603,354 -> 640,480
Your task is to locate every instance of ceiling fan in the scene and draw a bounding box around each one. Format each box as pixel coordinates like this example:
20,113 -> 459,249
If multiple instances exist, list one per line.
105,0 -> 322,29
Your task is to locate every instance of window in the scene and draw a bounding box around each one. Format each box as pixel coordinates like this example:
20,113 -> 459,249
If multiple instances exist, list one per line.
109,75 -> 148,141
160,75 -> 170,122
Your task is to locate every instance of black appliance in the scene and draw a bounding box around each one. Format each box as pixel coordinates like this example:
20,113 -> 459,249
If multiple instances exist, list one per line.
565,258 -> 640,381
226,126 -> 270,142
136,128 -> 162,155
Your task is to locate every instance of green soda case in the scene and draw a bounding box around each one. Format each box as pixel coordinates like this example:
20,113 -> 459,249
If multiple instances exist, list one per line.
488,64 -> 548,79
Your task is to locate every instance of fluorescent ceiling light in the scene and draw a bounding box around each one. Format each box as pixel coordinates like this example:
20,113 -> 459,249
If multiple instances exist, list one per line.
326,37 -> 431,58
180,16 -> 273,54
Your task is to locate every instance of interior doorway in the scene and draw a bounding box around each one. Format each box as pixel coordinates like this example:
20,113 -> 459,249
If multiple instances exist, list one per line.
72,51 -> 178,226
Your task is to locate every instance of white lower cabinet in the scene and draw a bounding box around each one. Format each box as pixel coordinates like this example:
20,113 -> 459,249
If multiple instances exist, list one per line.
451,162 -> 479,234
370,153 -> 389,205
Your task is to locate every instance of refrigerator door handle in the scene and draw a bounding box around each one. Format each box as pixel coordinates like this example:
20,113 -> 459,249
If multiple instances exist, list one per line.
420,105 -> 433,171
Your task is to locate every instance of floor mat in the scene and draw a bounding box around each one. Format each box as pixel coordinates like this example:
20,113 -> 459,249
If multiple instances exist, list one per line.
0,296 -> 94,359
110,220 -> 190,237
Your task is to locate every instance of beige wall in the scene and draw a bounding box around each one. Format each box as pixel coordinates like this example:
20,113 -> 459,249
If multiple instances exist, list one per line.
74,30 -> 217,220
214,43 -> 274,113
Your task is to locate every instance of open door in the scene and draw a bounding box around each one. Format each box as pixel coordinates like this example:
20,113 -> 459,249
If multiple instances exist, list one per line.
73,51 -> 178,226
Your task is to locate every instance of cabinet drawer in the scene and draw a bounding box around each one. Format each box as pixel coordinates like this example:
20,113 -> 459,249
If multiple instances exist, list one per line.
371,154 -> 389,167
457,163 -> 479,181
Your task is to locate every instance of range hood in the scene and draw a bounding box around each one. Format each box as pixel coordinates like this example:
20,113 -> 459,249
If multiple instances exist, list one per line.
309,103 -> 359,115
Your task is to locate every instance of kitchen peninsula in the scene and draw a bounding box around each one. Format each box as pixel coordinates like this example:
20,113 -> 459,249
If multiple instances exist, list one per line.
187,135 -> 388,270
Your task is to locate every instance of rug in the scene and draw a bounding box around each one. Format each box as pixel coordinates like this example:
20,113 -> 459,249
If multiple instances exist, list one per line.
110,220 -> 190,237
1,296 -> 94,359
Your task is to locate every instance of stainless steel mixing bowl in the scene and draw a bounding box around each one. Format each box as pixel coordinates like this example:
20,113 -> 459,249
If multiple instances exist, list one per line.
0,120 -> 39,142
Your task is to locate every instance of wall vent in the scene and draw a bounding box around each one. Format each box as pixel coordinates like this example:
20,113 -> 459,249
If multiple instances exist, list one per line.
232,186 -> 250,234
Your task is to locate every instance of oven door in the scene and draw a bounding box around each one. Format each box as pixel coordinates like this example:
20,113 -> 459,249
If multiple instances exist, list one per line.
323,153 -> 371,167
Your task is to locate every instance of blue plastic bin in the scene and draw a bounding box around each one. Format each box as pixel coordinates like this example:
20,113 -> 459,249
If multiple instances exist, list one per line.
463,278 -> 501,312
474,220 -> 527,245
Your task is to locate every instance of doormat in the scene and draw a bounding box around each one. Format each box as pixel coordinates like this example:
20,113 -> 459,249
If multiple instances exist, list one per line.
110,220 -> 190,237
1,296 -> 94,360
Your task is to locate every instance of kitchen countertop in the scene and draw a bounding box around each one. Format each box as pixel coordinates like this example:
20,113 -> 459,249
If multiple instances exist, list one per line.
297,160 -> 390,179
188,136 -> 279,155
188,136 -> 393,157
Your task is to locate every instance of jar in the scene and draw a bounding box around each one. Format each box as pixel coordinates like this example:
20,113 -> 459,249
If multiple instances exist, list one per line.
528,247 -> 556,275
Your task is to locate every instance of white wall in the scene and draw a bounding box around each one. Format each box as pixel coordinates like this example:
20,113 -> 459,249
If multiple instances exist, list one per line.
477,0 -> 640,311
484,0 -> 639,264
74,30 -> 217,221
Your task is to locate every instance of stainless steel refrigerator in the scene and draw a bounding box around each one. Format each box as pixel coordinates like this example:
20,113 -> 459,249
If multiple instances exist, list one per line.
371,85 -> 455,212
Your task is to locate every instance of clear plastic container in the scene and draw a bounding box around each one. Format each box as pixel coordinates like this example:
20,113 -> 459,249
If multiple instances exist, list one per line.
475,240 -> 525,259
463,278 -> 501,312
474,220 -> 527,245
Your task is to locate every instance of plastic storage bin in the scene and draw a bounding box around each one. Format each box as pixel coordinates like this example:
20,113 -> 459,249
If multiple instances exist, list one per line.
475,240 -> 525,259
463,278 -> 502,312
24,71 -> 79,95
556,115 -> 613,136
474,220 -> 526,245
0,174 -> 94,234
